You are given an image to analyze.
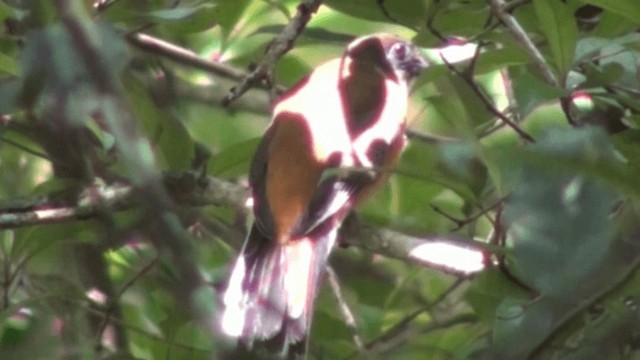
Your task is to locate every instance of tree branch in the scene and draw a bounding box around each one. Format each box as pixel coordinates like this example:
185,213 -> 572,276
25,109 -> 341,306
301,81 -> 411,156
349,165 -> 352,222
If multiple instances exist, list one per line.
0,173 -> 490,276
405,129 -> 458,144
221,0 -> 324,106
341,216 -> 490,276
126,20 -> 450,142
440,45 -> 535,143
326,266 -> 367,353
487,0 -> 558,87
127,33 -> 255,86
344,312 -> 478,359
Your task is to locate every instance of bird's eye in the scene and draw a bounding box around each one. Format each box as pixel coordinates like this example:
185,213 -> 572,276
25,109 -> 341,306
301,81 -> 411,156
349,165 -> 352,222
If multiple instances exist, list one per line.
391,43 -> 408,61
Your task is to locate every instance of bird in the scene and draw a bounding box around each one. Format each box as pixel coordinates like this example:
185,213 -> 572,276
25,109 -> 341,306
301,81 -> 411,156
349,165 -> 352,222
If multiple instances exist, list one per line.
221,33 -> 427,356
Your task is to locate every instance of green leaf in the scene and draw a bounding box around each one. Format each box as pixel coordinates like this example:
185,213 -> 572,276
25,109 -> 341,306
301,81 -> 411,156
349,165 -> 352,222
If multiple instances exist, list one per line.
549,298 -> 640,360
575,37 -> 639,89
0,51 -> 19,76
144,7 -> 199,22
533,0 -> 579,76
484,234 -> 640,358
504,127 -> 617,297
437,142 -> 488,198
466,269 -> 530,325
215,0 -> 252,39
475,47 -> 531,75
208,138 -> 260,177
0,1 -> 15,22
122,76 -> 194,170
160,4 -> 220,34
324,0 -> 389,22
324,0 -> 428,28
361,141 -> 444,230
428,0 -> 490,37
579,0 -> 640,25
511,70 -> 566,118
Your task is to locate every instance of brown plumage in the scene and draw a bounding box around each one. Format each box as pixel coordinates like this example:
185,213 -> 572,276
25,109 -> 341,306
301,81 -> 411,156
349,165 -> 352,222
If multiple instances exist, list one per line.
221,33 -> 427,356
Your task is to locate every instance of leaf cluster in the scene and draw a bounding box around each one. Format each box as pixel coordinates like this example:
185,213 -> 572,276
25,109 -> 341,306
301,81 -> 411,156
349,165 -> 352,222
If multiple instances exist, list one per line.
0,0 -> 640,359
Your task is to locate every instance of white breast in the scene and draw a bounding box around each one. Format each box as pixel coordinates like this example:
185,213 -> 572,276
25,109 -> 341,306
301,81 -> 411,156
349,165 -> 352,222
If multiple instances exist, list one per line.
273,59 -> 355,166
272,59 -> 408,169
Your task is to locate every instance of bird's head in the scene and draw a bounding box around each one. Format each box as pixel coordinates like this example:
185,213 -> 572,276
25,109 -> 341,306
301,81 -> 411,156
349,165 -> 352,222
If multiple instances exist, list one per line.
345,33 -> 428,82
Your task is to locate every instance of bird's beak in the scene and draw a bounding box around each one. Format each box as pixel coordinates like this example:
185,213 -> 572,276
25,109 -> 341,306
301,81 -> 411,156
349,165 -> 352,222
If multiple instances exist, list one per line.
405,54 -> 429,77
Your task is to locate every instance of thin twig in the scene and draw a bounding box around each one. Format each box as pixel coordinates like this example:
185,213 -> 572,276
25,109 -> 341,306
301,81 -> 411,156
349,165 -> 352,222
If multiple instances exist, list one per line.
405,129 -> 458,144
487,0 -> 558,87
0,136 -> 50,160
326,266 -> 366,353
440,47 -> 535,143
425,3 -> 446,42
360,278 -> 464,355
0,182 -> 132,228
487,0 -> 575,127
376,0 -> 401,27
96,256 -> 159,346
221,0 -> 323,106
344,312 -> 477,359
126,33 -> 256,85
498,57 -> 521,123
0,173 -> 495,274
73,299 -> 211,354
431,198 -> 504,231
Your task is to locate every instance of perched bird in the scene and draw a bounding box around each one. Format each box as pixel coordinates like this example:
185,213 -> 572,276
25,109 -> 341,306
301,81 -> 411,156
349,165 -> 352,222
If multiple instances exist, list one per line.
221,33 -> 427,355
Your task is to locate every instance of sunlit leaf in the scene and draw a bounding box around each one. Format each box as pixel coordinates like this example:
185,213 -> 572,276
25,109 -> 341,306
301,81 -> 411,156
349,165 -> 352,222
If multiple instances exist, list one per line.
0,51 -> 19,76
208,137 -> 259,177
145,7 -> 199,21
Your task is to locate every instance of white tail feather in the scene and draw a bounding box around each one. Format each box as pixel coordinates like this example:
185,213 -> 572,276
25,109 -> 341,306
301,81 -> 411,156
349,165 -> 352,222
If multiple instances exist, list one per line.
221,255 -> 247,337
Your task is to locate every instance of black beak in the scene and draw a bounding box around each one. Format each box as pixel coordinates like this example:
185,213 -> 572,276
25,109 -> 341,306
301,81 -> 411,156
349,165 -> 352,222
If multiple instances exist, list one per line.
403,55 -> 429,77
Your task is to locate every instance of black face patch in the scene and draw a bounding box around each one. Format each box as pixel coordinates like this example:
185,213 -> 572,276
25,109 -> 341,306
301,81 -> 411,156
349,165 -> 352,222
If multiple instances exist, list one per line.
386,41 -> 428,79
346,37 -> 395,78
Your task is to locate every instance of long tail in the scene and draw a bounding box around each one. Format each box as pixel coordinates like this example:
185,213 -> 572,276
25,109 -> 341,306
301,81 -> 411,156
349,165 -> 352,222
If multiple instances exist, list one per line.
221,223 -> 338,354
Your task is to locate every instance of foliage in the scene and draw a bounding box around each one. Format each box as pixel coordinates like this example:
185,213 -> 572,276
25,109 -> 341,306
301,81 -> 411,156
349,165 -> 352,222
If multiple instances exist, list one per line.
0,0 -> 640,359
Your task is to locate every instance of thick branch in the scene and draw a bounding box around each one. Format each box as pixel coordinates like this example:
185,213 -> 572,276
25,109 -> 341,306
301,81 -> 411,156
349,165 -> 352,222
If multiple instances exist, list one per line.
341,217 -> 490,276
0,174 -> 490,276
